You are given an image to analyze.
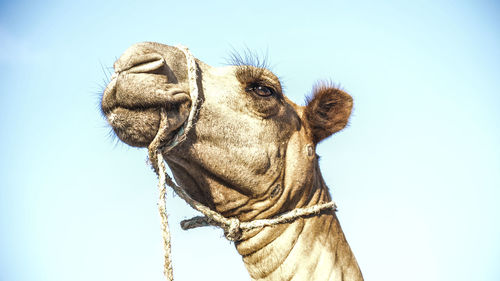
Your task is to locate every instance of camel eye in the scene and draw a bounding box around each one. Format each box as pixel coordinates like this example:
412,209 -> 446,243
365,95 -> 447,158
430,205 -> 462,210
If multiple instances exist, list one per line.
246,85 -> 274,97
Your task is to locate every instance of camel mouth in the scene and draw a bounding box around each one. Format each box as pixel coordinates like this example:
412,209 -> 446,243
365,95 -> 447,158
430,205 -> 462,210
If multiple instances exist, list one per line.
101,70 -> 192,148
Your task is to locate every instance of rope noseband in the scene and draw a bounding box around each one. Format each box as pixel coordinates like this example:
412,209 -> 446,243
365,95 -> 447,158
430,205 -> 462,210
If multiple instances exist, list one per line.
146,45 -> 337,281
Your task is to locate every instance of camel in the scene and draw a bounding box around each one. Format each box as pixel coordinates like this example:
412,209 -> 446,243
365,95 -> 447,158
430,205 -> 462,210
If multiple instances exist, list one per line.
101,42 -> 363,281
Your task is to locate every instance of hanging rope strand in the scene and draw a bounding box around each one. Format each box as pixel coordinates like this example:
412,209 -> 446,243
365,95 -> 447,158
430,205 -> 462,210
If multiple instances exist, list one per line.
157,154 -> 173,280
148,108 -> 173,281
147,45 -> 203,281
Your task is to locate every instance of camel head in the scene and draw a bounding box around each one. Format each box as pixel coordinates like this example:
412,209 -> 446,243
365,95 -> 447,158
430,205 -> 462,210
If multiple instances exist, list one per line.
101,41 -> 353,237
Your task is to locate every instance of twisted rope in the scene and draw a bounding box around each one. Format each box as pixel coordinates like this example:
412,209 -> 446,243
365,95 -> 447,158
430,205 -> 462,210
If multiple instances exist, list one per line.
148,108 -> 173,281
146,45 -> 337,281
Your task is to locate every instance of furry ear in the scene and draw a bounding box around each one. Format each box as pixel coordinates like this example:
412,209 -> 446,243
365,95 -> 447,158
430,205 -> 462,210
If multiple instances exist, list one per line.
304,84 -> 353,144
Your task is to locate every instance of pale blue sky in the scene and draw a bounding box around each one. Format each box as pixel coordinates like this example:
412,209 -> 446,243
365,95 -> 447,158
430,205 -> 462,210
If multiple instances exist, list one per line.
1,1 -> 499,281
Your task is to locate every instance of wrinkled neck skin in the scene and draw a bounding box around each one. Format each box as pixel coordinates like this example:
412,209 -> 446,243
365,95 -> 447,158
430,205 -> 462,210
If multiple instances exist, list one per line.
166,139 -> 363,281
167,152 -> 363,281
236,169 -> 363,281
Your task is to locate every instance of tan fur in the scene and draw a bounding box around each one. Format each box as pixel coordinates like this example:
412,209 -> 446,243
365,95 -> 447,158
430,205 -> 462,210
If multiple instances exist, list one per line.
101,42 -> 363,281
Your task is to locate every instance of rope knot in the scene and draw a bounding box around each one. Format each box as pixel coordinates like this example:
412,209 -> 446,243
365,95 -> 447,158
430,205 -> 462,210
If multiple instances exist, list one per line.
224,217 -> 242,242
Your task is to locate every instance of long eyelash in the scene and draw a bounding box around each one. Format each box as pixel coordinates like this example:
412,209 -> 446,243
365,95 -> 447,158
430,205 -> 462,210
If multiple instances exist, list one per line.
226,47 -> 269,69
226,47 -> 270,84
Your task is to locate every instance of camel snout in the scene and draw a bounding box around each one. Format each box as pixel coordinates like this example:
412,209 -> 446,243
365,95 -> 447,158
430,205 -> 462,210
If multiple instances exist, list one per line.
100,42 -> 193,148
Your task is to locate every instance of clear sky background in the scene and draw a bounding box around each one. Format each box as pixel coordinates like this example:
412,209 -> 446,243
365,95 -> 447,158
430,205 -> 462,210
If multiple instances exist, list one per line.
0,0 -> 499,280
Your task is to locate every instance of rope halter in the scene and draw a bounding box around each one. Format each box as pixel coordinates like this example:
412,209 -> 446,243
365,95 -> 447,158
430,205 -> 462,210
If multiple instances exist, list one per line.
145,45 -> 337,281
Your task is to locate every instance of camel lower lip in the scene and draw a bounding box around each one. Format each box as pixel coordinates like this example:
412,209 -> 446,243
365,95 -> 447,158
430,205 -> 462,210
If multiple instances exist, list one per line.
107,107 -> 161,147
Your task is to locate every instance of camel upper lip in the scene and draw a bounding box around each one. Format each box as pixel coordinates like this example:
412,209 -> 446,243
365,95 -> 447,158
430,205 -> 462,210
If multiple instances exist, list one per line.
100,69 -> 190,116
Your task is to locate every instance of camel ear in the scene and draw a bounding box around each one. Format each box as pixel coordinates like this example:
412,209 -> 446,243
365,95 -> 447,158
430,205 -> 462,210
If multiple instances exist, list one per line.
304,85 -> 353,144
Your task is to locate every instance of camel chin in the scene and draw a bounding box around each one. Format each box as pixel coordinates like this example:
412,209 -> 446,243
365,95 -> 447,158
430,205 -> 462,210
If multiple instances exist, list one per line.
107,107 -> 161,147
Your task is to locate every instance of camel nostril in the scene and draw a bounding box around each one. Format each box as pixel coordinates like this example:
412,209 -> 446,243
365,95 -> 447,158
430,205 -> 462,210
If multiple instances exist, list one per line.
115,52 -> 165,74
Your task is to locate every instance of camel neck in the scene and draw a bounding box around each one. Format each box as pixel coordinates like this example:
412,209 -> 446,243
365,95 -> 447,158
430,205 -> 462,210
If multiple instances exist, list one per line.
234,180 -> 363,281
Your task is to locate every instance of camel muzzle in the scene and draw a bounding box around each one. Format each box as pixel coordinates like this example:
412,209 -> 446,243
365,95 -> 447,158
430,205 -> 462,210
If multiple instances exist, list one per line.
100,43 -> 193,148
